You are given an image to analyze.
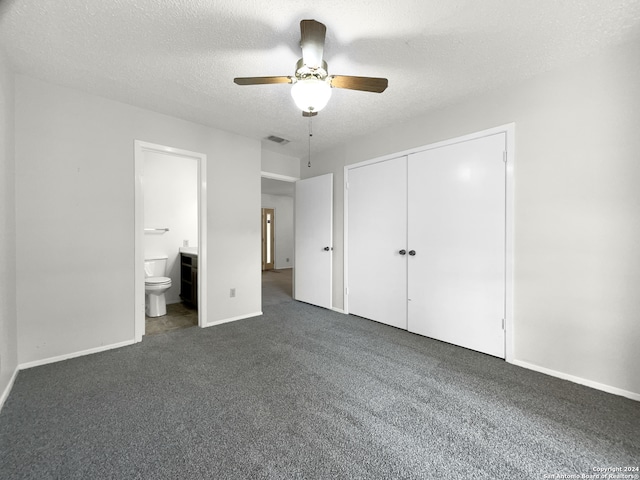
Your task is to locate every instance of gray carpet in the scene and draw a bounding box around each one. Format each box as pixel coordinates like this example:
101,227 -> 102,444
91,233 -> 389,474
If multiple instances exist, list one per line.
1,299 -> 639,479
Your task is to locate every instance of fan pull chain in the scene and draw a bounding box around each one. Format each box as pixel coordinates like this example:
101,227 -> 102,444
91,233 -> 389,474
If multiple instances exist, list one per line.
308,115 -> 313,168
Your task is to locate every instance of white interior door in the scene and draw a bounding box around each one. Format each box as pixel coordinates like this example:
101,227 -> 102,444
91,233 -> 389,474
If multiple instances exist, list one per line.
347,157 -> 407,329
294,174 -> 333,309
407,134 -> 506,358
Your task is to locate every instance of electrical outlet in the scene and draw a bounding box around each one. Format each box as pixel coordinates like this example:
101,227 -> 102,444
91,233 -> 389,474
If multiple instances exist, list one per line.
286,258 -> 290,263
183,239 -> 189,247
230,288 -> 236,298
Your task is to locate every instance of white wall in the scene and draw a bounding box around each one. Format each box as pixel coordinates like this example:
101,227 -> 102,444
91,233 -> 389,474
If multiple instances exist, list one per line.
15,75 -> 261,365
261,194 -> 294,270
261,149 -> 297,270
0,52 -> 18,404
143,151 -> 198,304
302,40 -> 640,398
262,149 -> 300,179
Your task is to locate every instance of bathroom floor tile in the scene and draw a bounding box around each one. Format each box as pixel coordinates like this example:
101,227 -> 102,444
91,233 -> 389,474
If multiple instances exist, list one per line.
145,302 -> 198,336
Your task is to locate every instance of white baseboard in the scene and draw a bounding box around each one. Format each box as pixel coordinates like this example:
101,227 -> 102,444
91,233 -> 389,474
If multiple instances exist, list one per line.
203,311 -> 263,328
510,359 -> 640,402
18,339 -> 137,371
331,307 -> 346,314
0,367 -> 19,413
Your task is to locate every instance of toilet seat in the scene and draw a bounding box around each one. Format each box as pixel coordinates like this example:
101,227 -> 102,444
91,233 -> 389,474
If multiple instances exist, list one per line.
145,276 -> 171,286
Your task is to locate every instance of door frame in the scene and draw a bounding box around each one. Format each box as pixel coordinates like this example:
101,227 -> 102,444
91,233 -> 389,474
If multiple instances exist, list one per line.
261,208 -> 275,270
134,140 -> 207,342
344,123 -> 515,361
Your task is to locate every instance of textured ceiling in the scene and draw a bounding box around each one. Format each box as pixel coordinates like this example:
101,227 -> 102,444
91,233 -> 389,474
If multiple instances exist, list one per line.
2,0 -> 640,158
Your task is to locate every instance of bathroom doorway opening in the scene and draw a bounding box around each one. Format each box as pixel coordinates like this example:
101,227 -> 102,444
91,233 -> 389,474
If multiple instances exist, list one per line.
134,141 -> 207,342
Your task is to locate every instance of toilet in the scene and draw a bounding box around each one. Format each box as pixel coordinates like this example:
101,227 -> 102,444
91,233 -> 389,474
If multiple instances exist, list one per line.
144,256 -> 172,317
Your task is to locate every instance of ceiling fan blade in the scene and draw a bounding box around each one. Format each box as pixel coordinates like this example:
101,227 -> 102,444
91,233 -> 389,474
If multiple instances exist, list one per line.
234,76 -> 293,86
329,75 -> 388,93
302,111 -> 318,117
300,19 -> 326,69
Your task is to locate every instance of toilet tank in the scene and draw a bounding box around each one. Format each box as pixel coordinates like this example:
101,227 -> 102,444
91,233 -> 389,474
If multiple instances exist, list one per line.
144,256 -> 168,278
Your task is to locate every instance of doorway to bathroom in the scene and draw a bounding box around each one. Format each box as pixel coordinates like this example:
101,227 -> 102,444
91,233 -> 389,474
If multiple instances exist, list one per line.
134,141 -> 207,342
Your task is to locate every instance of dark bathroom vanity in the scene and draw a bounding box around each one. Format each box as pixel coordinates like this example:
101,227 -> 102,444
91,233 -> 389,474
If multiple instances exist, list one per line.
179,252 -> 198,307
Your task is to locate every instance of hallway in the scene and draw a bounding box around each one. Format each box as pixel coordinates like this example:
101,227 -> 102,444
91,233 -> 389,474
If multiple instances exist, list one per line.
262,268 -> 293,307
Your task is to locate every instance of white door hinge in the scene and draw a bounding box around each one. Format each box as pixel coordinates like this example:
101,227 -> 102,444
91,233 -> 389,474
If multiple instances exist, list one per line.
501,318 -> 505,330
503,151 -> 507,163
345,287 -> 349,295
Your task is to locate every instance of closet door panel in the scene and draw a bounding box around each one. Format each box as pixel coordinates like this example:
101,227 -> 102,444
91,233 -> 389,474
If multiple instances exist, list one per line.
347,157 -> 407,329
407,134 -> 506,357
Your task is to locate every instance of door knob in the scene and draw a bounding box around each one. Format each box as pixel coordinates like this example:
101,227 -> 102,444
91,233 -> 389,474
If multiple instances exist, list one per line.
399,249 -> 407,255
324,246 -> 331,251
409,250 -> 416,256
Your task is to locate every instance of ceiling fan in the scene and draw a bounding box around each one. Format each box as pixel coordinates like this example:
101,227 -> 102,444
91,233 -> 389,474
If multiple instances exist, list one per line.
234,19 -> 388,116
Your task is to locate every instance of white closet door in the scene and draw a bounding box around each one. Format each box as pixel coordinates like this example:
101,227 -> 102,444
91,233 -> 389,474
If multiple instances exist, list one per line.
347,157 -> 407,329
294,174 -> 333,309
407,134 -> 506,358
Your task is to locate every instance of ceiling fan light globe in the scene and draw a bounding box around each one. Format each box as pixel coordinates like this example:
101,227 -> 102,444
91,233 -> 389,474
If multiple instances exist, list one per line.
291,78 -> 332,113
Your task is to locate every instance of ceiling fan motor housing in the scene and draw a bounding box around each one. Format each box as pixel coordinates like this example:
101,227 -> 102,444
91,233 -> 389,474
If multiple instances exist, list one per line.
295,58 -> 328,80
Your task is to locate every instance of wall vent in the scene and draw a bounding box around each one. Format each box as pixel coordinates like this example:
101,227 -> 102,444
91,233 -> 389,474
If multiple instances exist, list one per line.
266,135 -> 290,145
